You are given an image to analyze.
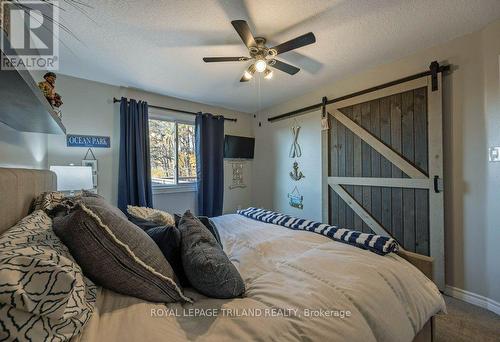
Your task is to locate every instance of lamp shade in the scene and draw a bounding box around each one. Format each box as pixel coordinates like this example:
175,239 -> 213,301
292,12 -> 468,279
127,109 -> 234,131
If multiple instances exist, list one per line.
50,166 -> 93,191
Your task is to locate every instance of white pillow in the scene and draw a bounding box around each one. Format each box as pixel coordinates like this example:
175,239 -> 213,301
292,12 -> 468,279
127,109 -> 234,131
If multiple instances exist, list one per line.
0,210 -> 97,341
127,205 -> 175,226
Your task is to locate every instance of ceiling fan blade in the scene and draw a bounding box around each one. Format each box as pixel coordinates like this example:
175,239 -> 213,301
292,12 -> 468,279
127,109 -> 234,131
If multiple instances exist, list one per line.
270,32 -> 316,55
270,59 -> 300,75
203,57 -> 250,62
231,20 -> 257,49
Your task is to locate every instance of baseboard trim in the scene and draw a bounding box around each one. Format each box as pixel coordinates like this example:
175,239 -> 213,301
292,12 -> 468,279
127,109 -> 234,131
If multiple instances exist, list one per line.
445,285 -> 500,316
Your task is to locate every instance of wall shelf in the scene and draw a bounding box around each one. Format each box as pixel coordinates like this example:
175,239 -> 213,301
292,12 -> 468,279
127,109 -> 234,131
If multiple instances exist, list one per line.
0,30 -> 66,134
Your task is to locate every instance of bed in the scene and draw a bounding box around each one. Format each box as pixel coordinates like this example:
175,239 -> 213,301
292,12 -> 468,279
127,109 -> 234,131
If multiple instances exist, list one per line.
0,168 -> 445,342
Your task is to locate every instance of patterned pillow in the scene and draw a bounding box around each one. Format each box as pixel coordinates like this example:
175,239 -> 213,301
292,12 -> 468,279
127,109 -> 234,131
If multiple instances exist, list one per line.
30,191 -> 75,218
127,205 -> 175,226
31,190 -> 103,218
0,210 -> 97,341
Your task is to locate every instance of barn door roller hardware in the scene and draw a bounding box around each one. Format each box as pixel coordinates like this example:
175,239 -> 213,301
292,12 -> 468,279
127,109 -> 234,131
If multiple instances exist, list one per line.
429,61 -> 440,91
268,61 -> 450,123
321,96 -> 328,118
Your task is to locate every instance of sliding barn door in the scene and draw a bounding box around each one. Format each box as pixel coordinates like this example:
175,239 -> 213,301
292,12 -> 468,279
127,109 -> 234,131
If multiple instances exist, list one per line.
322,75 -> 444,289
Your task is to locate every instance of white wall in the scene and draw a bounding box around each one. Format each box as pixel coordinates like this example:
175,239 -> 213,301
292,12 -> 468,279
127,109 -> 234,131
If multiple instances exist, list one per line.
47,74 -> 254,215
481,20 -> 500,309
0,70 -> 49,169
0,122 -> 48,169
252,110 -> 322,221
253,18 -> 500,305
46,75 -> 120,203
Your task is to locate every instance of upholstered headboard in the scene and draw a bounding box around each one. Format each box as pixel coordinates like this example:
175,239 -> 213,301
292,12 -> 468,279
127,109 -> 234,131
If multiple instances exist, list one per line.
0,168 -> 56,235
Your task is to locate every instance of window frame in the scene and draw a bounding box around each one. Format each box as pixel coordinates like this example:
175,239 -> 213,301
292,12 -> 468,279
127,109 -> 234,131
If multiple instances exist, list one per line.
148,113 -> 197,194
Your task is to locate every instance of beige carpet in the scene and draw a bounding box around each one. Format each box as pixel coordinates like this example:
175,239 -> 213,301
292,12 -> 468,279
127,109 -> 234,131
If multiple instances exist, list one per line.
435,295 -> 500,341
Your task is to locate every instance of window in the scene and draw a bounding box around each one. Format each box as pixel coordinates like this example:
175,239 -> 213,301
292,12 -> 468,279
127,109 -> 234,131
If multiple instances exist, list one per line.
149,118 -> 196,190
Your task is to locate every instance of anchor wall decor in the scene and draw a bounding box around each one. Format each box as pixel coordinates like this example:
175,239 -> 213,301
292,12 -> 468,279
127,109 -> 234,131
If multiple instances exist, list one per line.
289,161 -> 305,181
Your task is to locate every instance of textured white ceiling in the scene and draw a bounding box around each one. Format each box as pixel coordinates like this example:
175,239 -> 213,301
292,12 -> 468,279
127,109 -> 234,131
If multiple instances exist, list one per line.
56,0 -> 500,113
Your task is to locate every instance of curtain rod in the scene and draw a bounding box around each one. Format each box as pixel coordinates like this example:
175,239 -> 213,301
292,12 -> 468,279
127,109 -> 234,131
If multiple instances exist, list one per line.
268,61 -> 450,122
113,98 -> 237,122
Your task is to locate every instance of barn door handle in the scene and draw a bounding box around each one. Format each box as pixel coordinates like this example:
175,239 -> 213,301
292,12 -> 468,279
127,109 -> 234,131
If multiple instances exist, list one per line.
433,176 -> 443,193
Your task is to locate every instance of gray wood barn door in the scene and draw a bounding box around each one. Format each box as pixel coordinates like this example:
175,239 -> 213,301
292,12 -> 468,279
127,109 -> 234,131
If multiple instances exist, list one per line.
322,75 -> 444,289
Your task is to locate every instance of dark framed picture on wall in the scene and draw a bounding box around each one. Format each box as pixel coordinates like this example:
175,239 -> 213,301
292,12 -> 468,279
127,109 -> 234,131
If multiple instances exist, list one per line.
81,159 -> 98,173
82,159 -> 98,190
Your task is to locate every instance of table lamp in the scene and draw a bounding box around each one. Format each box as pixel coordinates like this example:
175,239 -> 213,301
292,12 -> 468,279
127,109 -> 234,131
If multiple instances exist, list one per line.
50,165 -> 93,195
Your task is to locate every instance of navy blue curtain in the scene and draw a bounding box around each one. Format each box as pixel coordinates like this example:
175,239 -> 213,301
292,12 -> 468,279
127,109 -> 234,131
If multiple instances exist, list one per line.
118,97 -> 153,212
195,113 -> 225,217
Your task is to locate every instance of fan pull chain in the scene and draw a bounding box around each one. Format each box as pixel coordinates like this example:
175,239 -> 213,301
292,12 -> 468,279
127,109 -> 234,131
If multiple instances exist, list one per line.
258,73 -> 262,116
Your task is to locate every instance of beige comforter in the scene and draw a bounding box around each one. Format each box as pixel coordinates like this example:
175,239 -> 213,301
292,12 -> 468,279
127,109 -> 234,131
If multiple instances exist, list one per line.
76,214 -> 445,342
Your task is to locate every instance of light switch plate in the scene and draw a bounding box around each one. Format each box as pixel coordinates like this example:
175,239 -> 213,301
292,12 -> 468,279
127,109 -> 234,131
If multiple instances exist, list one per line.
489,147 -> 500,162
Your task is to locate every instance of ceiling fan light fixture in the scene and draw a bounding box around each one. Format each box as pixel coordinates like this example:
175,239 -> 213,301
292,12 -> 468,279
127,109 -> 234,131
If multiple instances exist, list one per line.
255,59 -> 267,73
264,68 -> 273,80
203,20 -> 316,83
243,70 -> 253,80
243,64 -> 256,80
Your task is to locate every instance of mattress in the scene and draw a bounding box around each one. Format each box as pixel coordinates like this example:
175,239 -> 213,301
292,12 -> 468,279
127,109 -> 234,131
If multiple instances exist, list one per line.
76,214 -> 445,342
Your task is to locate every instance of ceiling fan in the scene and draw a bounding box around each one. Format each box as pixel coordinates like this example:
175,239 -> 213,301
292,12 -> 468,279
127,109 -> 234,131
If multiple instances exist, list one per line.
203,20 -> 316,82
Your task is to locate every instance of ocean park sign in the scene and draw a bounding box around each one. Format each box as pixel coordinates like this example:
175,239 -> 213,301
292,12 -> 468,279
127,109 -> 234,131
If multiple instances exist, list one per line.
67,134 -> 110,148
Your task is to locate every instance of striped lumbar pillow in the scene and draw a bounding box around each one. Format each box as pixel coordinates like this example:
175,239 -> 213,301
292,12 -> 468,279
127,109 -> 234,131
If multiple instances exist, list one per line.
237,207 -> 398,255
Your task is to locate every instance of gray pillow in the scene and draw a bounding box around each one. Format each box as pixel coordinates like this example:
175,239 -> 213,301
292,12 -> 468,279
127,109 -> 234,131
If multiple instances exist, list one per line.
174,213 -> 222,248
80,195 -> 128,221
53,203 -> 191,304
178,211 -> 245,299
